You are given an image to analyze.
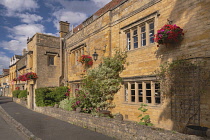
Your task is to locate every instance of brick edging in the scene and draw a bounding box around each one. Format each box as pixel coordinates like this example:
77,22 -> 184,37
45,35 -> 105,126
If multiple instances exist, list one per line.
0,105 -> 41,140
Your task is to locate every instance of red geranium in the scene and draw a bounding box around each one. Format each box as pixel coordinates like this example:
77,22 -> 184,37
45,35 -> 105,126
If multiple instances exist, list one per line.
78,55 -> 93,66
154,24 -> 184,47
18,72 -> 38,81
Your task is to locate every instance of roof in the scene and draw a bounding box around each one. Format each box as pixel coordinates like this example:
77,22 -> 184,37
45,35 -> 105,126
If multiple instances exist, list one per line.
3,69 -> 9,73
94,0 -> 124,16
15,55 -> 23,59
73,0 -> 125,33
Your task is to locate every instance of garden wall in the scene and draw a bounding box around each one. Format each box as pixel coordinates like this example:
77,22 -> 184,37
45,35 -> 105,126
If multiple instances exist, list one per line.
33,106 -> 202,140
13,98 -> 27,107
12,98 -> 206,139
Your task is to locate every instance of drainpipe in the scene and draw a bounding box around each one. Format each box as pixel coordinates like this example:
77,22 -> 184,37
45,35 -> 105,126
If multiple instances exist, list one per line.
64,41 -> 68,86
60,38 -> 64,86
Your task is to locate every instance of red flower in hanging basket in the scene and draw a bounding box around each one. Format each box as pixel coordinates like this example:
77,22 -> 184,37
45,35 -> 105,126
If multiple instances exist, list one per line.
154,24 -> 184,47
18,72 -> 38,81
15,87 -> 20,90
78,55 -> 93,66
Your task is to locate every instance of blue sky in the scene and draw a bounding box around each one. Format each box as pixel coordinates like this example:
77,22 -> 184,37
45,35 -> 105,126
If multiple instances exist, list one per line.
0,0 -> 111,74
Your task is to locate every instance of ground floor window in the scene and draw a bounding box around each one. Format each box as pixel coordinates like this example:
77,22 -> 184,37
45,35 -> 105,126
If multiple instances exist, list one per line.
124,81 -> 160,105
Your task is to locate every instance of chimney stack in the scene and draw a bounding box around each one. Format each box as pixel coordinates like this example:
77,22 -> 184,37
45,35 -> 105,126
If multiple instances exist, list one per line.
22,48 -> 27,56
59,21 -> 70,38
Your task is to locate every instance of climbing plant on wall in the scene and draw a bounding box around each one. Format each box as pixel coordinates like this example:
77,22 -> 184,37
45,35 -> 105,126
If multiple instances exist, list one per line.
156,59 -> 209,132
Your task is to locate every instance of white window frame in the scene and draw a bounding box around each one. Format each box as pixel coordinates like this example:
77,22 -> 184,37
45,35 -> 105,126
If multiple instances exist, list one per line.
124,81 -> 161,105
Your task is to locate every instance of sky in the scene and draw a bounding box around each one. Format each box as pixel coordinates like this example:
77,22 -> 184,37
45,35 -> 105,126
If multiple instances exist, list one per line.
0,0 -> 112,74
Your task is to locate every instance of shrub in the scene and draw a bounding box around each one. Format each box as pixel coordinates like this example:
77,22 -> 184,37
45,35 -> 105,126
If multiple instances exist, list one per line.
18,90 -> 27,98
59,98 -> 75,111
12,90 -> 20,98
73,51 -> 127,113
35,86 -> 68,107
54,86 -> 68,102
35,87 -> 52,107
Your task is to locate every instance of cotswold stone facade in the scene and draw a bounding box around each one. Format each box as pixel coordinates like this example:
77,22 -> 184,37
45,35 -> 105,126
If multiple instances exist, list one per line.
26,33 -> 61,109
1,0 -> 210,132
62,0 -> 210,130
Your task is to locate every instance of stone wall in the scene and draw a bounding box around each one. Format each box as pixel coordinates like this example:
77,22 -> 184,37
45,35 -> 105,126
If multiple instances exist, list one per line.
32,106 -> 203,140
13,98 -> 27,107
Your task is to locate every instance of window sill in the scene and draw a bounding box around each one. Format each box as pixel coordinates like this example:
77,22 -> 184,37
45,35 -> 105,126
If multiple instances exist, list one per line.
122,102 -> 161,107
126,43 -> 156,52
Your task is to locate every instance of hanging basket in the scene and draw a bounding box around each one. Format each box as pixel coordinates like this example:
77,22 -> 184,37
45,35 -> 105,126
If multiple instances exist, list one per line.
155,24 -> 184,47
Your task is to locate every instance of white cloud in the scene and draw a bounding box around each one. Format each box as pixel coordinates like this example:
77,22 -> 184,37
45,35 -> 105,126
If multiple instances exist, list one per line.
0,53 -> 10,74
1,24 -> 45,54
91,0 -> 112,7
52,9 -> 87,30
0,0 -> 39,14
16,13 -> 43,24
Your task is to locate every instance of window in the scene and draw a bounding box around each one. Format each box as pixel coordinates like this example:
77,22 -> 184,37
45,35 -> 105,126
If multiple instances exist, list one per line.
124,81 -> 161,105
126,32 -> 131,50
125,20 -> 155,50
133,29 -> 138,48
149,22 -> 154,43
70,47 -> 85,66
49,55 -> 55,65
141,26 -> 146,46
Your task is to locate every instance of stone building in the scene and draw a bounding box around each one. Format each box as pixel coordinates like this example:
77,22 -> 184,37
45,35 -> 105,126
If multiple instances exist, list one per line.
0,69 -> 10,96
26,33 -> 60,109
1,0 -> 210,132
61,0 -> 210,131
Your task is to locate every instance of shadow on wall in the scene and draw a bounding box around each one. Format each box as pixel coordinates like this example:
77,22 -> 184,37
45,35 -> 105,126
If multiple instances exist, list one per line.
154,0 -> 210,136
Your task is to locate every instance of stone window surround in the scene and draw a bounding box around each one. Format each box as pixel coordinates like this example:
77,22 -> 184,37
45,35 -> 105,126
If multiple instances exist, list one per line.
45,52 -> 59,66
121,11 -> 159,51
122,75 -> 161,106
69,43 -> 86,66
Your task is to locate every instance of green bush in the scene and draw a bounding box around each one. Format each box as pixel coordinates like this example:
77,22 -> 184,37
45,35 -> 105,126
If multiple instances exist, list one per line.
59,98 -> 75,111
53,86 -> 68,102
35,86 -> 68,107
12,90 -> 20,98
18,90 -> 27,98
73,51 -> 127,113
35,87 -> 52,107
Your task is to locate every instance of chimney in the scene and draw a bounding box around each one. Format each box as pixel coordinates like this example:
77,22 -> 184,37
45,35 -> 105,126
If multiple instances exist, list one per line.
59,21 -> 70,38
22,48 -> 27,56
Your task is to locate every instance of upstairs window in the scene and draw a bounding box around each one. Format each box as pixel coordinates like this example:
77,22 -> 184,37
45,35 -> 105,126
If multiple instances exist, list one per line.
141,26 -> 146,46
133,29 -> 138,49
126,32 -> 131,50
125,19 -> 155,50
149,22 -> 155,43
49,55 -> 55,65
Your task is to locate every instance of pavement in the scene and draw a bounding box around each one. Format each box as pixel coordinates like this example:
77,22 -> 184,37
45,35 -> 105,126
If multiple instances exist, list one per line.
0,113 -> 26,140
0,96 -> 115,140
